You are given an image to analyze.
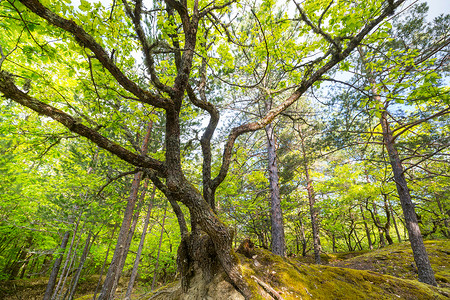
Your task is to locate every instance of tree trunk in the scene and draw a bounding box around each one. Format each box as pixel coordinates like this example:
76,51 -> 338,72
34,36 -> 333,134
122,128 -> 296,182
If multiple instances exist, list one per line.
109,174 -> 144,299
360,203 -> 373,250
98,175 -> 141,299
164,181 -> 251,299
43,232 -> 70,300
9,249 -> 26,279
151,204 -> 168,291
359,45 -> 437,285
53,220 -> 83,300
265,122 -> 285,257
382,195 -> 393,245
67,231 -> 92,300
99,121 -> 153,300
125,183 -> 155,299
390,200 -> 402,242
297,214 -> 307,257
435,196 -> 450,238
368,199 -> 386,248
299,127 -> 321,264
380,110 -> 437,285
94,224 -> 117,300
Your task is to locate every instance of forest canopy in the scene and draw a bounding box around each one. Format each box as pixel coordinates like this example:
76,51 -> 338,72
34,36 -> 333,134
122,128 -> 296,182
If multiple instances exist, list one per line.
0,0 -> 448,299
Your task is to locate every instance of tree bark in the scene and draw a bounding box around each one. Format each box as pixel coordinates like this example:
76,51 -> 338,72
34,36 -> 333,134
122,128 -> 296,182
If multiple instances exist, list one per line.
93,224 -> 117,300
67,231 -> 92,300
98,199 -> 137,300
265,122 -> 285,257
109,175 -> 143,299
99,121 -> 153,300
54,222 -> 83,300
360,203 -> 373,250
389,200 -> 402,242
380,111 -> 437,285
358,44 -> 437,285
151,204 -> 168,291
43,231 -> 70,300
297,213 -> 307,257
382,195 -> 393,245
299,126 -> 321,264
125,183 -> 155,299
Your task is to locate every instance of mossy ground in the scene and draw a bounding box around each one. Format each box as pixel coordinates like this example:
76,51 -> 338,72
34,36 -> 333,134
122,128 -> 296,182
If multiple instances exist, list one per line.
238,246 -> 449,300
0,275 -> 144,300
1,240 -> 449,299
330,239 -> 450,288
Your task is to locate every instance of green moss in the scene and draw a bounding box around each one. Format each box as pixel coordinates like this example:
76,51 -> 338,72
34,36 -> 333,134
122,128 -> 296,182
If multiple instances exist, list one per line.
331,239 -> 450,288
74,294 -> 94,300
236,243 -> 450,299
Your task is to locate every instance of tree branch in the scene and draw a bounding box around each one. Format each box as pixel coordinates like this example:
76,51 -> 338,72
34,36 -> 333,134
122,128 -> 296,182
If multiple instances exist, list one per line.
0,71 -> 167,176
212,0 -> 405,188
122,0 -> 174,96
18,0 -> 170,109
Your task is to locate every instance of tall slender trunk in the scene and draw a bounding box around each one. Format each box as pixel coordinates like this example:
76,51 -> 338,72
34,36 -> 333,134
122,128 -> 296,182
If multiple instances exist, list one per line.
265,122 -> 285,257
299,126 -> 321,264
435,196 -> 450,238
297,213 -> 307,257
359,46 -> 437,285
98,203 -> 136,300
389,200 -> 402,242
43,231 -> 70,300
382,195 -> 393,245
360,203 -> 373,250
52,217 -> 82,300
373,201 -> 386,248
380,111 -> 437,285
151,204 -> 168,291
93,224 -> 117,300
125,183 -> 155,299
98,122 -> 153,300
109,173 -> 144,299
8,244 -> 29,280
67,231 -> 93,300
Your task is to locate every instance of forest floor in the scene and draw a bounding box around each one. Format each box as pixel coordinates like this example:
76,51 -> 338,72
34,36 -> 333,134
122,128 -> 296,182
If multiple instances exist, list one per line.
0,239 -> 449,299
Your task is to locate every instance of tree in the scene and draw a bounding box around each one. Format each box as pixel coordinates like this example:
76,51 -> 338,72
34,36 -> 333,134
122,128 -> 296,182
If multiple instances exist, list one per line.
0,0 -> 407,297
324,3 -> 449,285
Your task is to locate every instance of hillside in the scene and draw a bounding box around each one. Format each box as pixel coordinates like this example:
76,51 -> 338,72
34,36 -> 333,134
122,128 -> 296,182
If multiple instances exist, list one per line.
329,239 -> 450,288
1,240 -> 449,299
144,240 -> 450,300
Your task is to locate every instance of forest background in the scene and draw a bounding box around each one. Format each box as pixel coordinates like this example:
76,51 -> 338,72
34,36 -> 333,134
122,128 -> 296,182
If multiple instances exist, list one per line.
0,0 -> 449,299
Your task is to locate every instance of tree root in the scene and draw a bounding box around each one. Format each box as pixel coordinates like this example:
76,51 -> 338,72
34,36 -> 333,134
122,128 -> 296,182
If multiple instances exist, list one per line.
251,275 -> 284,300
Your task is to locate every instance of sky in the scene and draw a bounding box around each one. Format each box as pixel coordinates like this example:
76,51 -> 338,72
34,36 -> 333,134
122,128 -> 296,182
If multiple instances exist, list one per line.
426,0 -> 450,19
71,0 -> 450,17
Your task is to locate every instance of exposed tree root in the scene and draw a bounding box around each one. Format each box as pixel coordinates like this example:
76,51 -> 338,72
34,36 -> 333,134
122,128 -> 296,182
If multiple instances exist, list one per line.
251,275 -> 284,300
